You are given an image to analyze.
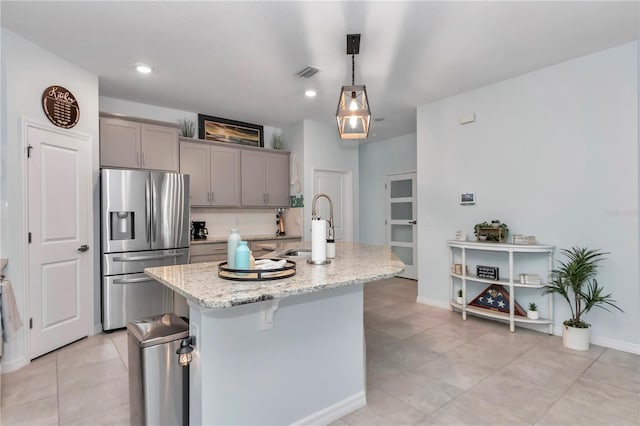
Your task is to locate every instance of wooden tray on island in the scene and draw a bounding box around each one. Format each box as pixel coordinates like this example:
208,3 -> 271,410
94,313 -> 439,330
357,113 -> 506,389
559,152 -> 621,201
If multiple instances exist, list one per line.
218,259 -> 296,281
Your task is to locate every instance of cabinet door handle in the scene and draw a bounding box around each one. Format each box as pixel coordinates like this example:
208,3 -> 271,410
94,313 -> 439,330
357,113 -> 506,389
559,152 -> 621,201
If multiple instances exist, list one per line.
142,152 -> 146,167
207,191 -> 210,202
211,192 -> 215,203
77,244 -> 89,252
136,151 -> 141,166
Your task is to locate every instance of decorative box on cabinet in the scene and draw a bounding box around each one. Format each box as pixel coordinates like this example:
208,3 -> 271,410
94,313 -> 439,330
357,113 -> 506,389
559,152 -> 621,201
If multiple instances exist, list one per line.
447,240 -> 555,334
100,115 -> 179,171
241,150 -> 290,207
180,140 -> 241,207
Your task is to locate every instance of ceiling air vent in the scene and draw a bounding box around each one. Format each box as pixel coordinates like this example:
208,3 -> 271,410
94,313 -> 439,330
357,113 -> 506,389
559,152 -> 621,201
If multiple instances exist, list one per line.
296,65 -> 321,78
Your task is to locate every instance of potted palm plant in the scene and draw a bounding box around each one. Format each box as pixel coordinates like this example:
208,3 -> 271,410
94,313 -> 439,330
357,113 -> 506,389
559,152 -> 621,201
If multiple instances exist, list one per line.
543,247 -> 623,351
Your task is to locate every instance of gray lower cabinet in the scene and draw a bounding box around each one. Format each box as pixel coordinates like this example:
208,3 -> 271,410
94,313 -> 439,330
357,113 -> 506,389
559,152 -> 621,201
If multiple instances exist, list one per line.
190,243 -> 228,263
180,141 -> 241,207
190,238 -> 302,263
241,150 -> 290,207
100,117 -> 178,171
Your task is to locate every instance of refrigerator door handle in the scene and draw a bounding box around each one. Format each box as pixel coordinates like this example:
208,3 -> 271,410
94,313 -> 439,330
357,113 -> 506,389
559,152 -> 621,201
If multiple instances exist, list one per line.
145,179 -> 151,243
151,178 -> 157,243
112,253 -> 185,262
113,276 -> 157,285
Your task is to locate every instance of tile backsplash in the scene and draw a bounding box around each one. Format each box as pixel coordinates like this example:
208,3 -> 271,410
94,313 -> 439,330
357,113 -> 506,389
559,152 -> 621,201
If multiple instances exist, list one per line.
191,208 -> 303,238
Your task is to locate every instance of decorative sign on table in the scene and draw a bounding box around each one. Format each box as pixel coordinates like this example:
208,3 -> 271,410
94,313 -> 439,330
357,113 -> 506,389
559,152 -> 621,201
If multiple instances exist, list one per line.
512,235 -> 536,245
41,85 -> 80,129
469,284 -> 526,316
476,265 -> 500,280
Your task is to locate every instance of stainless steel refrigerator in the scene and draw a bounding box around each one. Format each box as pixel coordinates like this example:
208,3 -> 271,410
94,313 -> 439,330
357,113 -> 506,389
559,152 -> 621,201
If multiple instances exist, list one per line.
101,169 -> 190,331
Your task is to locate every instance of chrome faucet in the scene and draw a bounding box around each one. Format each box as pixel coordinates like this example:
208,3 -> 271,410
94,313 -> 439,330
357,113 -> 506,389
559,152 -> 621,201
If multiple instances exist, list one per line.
311,193 -> 335,240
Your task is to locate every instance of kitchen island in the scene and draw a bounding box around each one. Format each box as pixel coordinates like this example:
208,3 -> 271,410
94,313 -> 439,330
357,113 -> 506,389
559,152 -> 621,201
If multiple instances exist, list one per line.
145,241 -> 404,425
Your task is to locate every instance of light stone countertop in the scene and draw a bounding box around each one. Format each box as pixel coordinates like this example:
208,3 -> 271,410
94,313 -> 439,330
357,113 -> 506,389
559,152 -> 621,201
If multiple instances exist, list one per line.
190,234 -> 302,245
145,241 -> 404,309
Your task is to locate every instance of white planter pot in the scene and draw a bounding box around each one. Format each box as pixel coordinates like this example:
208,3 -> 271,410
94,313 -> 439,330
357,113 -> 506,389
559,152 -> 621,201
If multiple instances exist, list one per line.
563,324 -> 590,351
456,297 -> 463,305
527,310 -> 539,320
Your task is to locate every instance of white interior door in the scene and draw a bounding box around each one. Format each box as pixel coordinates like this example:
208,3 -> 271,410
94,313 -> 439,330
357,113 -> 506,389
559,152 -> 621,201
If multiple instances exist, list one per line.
27,122 -> 91,359
313,170 -> 353,241
386,172 -> 417,279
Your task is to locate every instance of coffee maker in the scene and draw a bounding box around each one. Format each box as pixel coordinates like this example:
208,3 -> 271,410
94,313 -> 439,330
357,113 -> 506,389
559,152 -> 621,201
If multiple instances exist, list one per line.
191,221 -> 208,240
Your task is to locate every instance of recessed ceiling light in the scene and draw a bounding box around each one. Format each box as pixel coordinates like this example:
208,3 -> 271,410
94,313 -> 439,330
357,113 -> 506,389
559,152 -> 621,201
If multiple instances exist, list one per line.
136,64 -> 152,74
305,89 -> 317,98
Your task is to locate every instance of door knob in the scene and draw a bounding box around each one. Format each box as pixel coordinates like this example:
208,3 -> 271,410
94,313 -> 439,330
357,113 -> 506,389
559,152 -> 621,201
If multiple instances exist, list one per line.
77,245 -> 89,252
408,220 -> 417,225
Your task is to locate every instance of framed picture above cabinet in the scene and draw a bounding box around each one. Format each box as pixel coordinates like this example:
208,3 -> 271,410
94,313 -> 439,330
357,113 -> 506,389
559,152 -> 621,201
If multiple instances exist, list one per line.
198,114 -> 264,147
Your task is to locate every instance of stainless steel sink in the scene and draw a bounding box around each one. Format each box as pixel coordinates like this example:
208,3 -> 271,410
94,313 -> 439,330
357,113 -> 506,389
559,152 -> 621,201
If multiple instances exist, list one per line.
282,249 -> 312,257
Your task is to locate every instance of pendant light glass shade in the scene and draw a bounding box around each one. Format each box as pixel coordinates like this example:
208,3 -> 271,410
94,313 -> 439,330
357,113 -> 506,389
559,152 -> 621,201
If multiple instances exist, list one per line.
336,85 -> 371,139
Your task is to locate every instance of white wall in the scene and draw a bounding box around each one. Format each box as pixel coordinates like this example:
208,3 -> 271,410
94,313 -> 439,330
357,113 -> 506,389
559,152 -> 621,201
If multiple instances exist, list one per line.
1,29 -> 100,368
302,120 -> 359,242
359,133 -> 417,245
417,42 -> 639,352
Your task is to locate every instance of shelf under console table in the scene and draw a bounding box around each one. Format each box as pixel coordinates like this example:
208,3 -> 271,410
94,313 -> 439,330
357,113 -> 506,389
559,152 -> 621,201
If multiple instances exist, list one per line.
447,240 -> 555,334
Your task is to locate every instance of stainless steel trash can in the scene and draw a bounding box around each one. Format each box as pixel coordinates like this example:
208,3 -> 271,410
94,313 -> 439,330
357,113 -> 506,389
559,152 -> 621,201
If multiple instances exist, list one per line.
127,313 -> 189,426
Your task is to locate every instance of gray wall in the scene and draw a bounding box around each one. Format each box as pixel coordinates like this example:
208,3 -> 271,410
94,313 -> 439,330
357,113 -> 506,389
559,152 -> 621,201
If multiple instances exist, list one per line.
358,133 -> 417,245
417,41 -> 638,352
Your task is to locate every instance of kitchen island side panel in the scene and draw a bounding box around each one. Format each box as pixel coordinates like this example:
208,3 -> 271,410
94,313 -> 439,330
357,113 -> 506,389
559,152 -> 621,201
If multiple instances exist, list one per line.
188,284 -> 365,425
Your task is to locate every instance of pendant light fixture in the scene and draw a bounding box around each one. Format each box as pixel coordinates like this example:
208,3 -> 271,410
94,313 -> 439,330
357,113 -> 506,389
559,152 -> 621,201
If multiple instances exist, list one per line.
336,34 -> 371,139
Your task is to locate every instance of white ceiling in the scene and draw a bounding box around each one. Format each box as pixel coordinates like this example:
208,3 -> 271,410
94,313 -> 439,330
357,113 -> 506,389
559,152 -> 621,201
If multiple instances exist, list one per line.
2,1 -> 638,141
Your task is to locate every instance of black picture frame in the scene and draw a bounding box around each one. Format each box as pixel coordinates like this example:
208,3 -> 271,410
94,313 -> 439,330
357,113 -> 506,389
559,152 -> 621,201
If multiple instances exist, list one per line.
197,114 -> 264,147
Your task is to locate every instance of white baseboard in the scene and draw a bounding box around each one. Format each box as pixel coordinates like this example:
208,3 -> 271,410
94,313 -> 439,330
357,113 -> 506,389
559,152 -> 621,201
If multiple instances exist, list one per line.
2,356 -> 29,373
416,298 -> 640,355
416,296 -> 450,310
590,335 -> 640,354
92,322 -> 103,335
293,391 -> 366,426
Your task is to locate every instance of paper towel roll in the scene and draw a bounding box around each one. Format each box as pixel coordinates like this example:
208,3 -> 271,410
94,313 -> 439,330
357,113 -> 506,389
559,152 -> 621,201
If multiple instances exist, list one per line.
311,220 -> 327,262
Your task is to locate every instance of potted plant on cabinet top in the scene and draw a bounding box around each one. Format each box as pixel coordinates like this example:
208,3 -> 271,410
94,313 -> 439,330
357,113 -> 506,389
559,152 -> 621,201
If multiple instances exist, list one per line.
527,302 -> 539,320
543,247 -> 623,351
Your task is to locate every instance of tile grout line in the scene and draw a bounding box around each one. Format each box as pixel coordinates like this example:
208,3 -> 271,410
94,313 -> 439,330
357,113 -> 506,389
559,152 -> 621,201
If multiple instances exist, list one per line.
55,351 -> 61,426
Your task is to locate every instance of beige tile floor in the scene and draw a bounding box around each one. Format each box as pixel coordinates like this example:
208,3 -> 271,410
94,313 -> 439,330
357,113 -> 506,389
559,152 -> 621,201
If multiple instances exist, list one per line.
2,277 -> 639,425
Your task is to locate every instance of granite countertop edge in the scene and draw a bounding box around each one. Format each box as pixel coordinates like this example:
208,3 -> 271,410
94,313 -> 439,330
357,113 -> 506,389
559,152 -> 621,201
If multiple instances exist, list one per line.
145,241 -> 405,309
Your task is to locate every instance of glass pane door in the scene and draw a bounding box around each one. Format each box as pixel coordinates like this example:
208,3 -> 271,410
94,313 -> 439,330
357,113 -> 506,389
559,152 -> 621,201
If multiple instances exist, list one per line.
387,172 -> 417,279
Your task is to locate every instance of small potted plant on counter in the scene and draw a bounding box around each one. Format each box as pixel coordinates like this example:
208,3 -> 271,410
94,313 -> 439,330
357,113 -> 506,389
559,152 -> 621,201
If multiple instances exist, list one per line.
456,289 -> 463,305
527,302 -> 539,320
543,247 -> 623,351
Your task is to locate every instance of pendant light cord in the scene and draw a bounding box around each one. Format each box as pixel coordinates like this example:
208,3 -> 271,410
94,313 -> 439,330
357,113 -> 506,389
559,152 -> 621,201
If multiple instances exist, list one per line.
351,36 -> 356,86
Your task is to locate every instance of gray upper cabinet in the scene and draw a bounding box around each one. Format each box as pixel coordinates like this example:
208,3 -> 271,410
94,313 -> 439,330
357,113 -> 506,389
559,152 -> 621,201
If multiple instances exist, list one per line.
241,150 -> 267,207
241,150 -> 290,207
180,141 -> 241,207
180,142 -> 210,206
100,117 -> 178,172
211,145 -> 241,207
265,153 -> 290,207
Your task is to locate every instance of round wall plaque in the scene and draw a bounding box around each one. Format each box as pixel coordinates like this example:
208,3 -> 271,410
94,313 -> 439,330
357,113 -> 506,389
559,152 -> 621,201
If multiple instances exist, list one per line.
41,85 -> 80,129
